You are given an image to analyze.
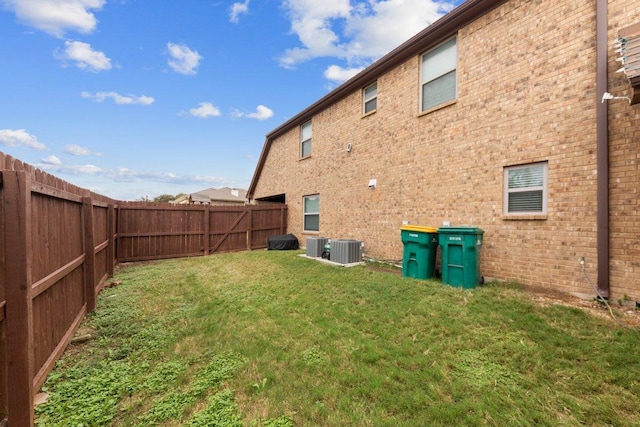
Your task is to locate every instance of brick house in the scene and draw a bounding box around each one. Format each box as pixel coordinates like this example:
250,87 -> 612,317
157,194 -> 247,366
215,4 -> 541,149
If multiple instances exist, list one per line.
248,0 -> 640,301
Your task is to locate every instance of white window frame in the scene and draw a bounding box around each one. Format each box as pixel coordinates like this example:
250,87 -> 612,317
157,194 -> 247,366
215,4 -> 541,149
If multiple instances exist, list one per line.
363,81 -> 377,114
300,120 -> 312,158
303,194 -> 320,232
503,162 -> 548,215
420,36 -> 457,112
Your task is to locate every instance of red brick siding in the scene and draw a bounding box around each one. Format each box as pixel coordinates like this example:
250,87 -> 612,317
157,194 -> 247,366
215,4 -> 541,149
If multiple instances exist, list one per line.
253,0 -> 640,300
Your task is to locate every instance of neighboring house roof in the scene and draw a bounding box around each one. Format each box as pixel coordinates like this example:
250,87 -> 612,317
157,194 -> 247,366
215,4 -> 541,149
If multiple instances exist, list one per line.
619,22 -> 640,104
171,194 -> 189,204
196,187 -> 247,202
247,0 -> 507,199
187,187 -> 248,204
190,193 -> 212,204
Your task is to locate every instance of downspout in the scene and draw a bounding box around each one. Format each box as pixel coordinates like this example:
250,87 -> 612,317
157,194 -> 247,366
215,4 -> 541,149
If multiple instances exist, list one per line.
596,0 -> 610,298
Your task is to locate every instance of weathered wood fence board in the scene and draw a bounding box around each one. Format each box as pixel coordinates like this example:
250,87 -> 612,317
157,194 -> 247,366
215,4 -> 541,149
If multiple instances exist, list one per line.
4,171 -> 35,427
0,151 -> 287,426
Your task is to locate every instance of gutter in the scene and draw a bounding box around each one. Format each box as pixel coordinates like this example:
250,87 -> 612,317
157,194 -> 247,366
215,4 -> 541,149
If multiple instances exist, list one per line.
596,0 -> 610,298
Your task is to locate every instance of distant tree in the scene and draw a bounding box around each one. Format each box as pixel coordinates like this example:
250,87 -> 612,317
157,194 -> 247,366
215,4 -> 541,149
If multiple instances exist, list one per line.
153,193 -> 178,203
137,195 -> 151,202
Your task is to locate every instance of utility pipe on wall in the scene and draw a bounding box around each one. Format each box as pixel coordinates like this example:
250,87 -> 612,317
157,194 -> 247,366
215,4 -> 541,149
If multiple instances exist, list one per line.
596,0 -> 610,298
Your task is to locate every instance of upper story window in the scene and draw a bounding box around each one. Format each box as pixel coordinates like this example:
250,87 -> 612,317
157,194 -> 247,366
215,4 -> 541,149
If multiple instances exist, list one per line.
504,162 -> 548,215
363,82 -> 377,114
300,120 -> 312,158
420,36 -> 457,112
303,194 -> 319,232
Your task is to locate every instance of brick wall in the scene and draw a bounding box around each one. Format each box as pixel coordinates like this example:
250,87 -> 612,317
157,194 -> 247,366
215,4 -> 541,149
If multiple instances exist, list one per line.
253,0 -> 640,300
608,0 -> 640,301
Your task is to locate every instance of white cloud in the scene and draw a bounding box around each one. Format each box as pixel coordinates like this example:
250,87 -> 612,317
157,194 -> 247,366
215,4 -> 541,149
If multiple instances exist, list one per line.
81,91 -> 155,105
229,0 -> 250,23
166,42 -> 202,75
56,40 -> 111,71
279,0 -> 350,69
0,129 -> 46,150
233,105 -> 274,120
1,0 -> 105,37
65,144 -> 100,156
77,164 -> 101,174
112,167 -> 178,183
41,155 -> 61,165
279,0 -> 456,70
187,102 -> 221,118
247,105 -> 274,120
324,64 -> 364,83
344,0 -> 454,58
38,161 -> 227,186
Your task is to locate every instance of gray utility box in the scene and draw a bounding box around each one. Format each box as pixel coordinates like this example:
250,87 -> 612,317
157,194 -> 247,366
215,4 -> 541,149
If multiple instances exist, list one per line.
306,237 -> 330,258
331,240 -> 363,264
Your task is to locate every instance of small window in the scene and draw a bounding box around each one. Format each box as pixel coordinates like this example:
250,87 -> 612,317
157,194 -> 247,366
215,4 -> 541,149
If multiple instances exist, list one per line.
421,37 -> 457,111
303,195 -> 319,232
363,82 -> 377,114
504,162 -> 548,214
301,120 -> 312,158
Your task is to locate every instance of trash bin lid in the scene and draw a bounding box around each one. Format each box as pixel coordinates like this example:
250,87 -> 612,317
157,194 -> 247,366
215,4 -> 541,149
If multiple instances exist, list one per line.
401,225 -> 438,233
437,226 -> 484,234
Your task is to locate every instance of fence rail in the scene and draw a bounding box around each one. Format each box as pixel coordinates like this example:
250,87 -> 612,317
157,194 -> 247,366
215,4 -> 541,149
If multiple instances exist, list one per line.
0,152 -> 287,426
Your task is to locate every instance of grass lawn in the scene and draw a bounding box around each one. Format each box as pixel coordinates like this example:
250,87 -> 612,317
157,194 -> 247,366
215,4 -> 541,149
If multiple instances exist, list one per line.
35,250 -> 640,426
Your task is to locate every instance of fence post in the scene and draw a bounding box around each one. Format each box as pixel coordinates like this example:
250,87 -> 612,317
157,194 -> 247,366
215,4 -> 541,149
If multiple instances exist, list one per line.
3,171 -> 35,427
203,206 -> 210,255
247,206 -> 253,251
82,197 -> 96,313
107,204 -> 115,276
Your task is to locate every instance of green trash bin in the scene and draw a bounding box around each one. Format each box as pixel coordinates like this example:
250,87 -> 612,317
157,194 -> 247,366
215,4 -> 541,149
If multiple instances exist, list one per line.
438,227 -> 484,289
401,225 -> 439,279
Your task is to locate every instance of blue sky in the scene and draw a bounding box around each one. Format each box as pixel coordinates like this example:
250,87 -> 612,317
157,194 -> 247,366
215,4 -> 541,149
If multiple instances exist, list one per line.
0,0 -> 464,200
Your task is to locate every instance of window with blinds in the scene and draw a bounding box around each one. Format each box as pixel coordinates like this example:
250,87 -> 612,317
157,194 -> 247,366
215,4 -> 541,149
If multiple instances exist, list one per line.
421,36 -> 457,112
300,120 -> 312,158
504,162 -> 548,214
303,194 -> 319,232
363,81 -> 377,114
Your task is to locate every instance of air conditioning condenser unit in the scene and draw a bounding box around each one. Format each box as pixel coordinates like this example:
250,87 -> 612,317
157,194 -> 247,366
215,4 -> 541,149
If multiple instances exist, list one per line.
306,237 -> 330,258
331,239 -> 363,264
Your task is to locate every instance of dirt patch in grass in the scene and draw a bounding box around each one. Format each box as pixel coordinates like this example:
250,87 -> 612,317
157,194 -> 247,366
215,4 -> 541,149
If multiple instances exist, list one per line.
366,264 -> 402,276
521,284 -> 640,328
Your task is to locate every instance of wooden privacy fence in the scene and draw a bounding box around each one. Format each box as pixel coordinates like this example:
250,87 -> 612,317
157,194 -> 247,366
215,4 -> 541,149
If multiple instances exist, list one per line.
0,160 -> 116,427
0,153 -> 287,426
117,202 -> 288,262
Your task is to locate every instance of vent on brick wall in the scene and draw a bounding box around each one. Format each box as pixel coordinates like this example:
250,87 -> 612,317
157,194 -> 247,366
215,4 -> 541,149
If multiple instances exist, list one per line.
306,237 -> 330,258
331,239 -> 363,264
